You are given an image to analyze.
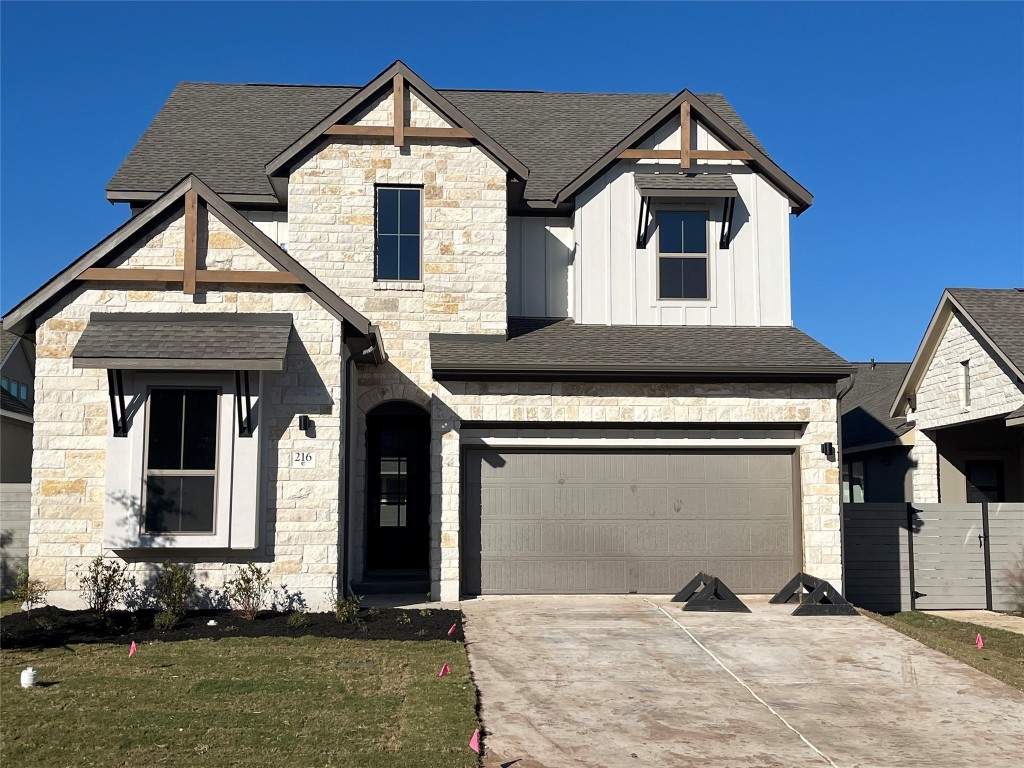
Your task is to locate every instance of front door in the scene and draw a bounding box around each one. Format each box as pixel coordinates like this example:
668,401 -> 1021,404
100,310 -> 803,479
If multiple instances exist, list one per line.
365,403 -> 430,572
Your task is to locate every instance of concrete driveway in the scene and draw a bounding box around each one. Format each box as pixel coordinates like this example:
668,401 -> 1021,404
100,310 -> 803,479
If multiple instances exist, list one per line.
463,596 -> 1024,768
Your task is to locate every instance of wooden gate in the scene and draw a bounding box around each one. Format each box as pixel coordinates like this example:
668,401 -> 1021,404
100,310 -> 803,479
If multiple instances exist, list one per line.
909,503 -> 989,610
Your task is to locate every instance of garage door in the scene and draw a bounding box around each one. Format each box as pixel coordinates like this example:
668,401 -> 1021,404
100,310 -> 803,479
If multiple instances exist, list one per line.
463,450 -> 799,595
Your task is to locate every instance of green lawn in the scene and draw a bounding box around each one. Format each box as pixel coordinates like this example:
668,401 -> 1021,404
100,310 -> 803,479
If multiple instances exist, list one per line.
863,610 -> 1024,691
1,632 -> 480,767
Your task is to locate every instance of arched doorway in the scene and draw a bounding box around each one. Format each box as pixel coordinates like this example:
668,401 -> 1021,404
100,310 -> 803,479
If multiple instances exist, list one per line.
365,401 -> 430,573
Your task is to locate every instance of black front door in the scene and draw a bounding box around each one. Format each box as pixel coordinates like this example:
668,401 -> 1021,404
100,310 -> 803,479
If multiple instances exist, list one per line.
366,403 -> 430,571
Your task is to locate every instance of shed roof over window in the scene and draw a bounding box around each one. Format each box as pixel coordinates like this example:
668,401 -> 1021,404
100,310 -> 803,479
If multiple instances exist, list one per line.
635,173 -> 738,198
72,313 -> 292,371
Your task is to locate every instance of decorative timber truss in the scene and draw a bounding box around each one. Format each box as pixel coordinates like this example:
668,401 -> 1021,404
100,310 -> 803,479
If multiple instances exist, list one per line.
618,100 -> 753,168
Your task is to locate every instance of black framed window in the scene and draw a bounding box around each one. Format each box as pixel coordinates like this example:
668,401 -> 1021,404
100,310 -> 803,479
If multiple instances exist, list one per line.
842,459 -> 866,503
966,461 -> 1004,503
376,187 -> 421,281
657,210 -> 709,300
143,388 -> 218,533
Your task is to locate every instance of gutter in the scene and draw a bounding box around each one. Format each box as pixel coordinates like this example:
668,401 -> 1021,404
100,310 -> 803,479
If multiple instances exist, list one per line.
835,370 -> 857,594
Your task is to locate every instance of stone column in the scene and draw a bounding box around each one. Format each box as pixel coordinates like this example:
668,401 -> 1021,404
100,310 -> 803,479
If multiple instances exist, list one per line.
910,428 -> 939,503
431,399 -> 461,602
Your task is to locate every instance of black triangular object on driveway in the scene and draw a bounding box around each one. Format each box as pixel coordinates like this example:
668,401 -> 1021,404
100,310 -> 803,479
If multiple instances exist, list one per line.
769,572 -> 824,604
671,571 -> 715,603
682,578 -> 751,613
790,581 -> 859,616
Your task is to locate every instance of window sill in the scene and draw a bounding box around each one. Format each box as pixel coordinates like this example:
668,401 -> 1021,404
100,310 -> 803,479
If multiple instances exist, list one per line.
373,281 -> 425,292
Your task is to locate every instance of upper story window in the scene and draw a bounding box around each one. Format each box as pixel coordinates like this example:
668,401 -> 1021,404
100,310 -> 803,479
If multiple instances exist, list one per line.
376,186 -> 421,281
657,210 -> 709,300
961,360 -> 971,407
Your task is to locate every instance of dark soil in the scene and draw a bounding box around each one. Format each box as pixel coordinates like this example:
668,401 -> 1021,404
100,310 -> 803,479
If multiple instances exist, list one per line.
0,605 -> 464,650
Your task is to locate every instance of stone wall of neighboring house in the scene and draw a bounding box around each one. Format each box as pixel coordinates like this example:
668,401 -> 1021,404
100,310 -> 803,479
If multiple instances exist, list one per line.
425,381 -> 842,601
915,315 -> 1024,430
29,209 -> 344,610
911,314 -> 1024,501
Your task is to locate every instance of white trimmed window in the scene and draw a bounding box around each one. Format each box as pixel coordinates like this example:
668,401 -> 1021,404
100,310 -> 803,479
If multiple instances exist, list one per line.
104,372 -> 262,550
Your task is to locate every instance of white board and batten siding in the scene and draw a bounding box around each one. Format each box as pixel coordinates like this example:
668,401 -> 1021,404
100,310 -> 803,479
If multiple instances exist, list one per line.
242,210 -> 289,250
506,217 -> 574,317
572,118 -> 792,327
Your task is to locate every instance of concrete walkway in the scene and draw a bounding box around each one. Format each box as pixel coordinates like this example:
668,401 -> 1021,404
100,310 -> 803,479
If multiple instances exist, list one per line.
464,595 -> 1024,768
922,610 -> 1024,635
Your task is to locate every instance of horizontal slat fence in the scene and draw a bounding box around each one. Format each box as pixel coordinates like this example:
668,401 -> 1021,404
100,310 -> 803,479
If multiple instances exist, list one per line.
1,483 -> 31,596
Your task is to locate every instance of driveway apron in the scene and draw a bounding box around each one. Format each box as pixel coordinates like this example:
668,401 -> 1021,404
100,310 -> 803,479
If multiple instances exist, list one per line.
463,595 -> 1024,768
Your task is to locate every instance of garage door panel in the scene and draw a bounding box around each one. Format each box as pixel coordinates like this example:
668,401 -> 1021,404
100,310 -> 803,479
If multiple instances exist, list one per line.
465,449 -> 798,595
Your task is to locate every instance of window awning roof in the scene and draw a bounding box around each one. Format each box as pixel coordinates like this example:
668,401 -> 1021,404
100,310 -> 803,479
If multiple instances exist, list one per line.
72,313 -> 293,371
635,173 -> 738,198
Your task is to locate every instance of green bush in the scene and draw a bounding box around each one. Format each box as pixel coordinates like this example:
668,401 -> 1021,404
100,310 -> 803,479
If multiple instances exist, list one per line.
77,556 -> 129,618
395,612 -> 412,626
154,561 -> 197,627
154,610 -> 179,631
12,568 -> 48,616
286,610 -> 309,629
224,562 -> 271,620
334,594 -> 363,624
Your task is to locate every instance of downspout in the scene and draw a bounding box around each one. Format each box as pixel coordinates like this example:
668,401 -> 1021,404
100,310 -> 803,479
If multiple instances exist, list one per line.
835,370 -> 857,594
341,339 -> 377,599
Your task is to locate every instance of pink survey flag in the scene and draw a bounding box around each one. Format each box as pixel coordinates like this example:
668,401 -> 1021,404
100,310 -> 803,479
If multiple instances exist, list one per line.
469,728 -> 480,753
438,663 -> 451,678
448,623 -> 458,636
976,633 -> 984,649
129,641 -> 137,658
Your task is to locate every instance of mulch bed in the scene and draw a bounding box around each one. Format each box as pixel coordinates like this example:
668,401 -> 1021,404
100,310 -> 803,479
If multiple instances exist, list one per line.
1,605 -> 464,650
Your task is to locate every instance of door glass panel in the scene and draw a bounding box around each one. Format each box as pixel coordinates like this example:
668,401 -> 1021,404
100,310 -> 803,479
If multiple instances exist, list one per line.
379,447 -> 407,528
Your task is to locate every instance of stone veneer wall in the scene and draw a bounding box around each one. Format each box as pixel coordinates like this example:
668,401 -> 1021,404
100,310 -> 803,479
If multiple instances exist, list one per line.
429,382 -> 842,601
30,208 -> 344,610
287,87 -> 509,589
910,314 -> 1024,502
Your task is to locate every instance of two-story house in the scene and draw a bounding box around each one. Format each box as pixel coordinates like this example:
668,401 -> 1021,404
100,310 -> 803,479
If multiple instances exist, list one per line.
3,62 -> 851,609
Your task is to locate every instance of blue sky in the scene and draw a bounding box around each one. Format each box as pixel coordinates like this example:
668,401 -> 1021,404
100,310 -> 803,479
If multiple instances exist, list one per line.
2,1 -> 1021,362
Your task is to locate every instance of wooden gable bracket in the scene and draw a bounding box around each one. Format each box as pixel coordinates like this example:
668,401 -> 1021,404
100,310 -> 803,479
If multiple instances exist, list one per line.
79,190 -> 301,292
322,74 -> 474,143
617,100 -> 753,168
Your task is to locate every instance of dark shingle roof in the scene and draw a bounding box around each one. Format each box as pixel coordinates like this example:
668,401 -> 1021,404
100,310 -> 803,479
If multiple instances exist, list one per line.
841,363 -> 913,449
430,318 -> 850,379
108,84 -> 769,202
635,173 -> 738,196
948,288 -> 1024,373
72,313 -> 294,370
0,330 -> 17,362
1,388 -> 31,417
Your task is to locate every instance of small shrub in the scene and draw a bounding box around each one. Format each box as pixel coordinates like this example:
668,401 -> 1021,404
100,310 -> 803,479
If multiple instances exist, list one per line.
418,608 -> 433,617
1005,546 -> 1024,614
224,562 -> 271,621
366,606 -> 381,618
154,610 -> 179,631
335,594 -> 363,624
415,629 -> 427,637
77,556 -> 129,619
154,561 -> 197,627
12,568 -> 48,616
286,610 -> 309,629
395,612 -> 412,626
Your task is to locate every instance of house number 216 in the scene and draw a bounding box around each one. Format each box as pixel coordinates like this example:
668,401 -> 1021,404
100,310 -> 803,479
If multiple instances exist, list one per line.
293,451 -> 316,468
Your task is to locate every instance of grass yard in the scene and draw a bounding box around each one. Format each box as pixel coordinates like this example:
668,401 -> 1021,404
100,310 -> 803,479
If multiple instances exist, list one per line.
1,631 -> 480,767
864,610 -> 1024,692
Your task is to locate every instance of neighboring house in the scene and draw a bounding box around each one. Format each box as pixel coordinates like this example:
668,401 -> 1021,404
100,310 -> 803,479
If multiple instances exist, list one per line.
841,362 -> 915,504
892,288 -> 1024,503
1,329 -> 35,593
2,61 -> 852,609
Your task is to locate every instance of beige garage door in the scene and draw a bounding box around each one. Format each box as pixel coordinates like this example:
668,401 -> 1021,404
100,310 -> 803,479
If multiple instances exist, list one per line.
463,449 -> 799,595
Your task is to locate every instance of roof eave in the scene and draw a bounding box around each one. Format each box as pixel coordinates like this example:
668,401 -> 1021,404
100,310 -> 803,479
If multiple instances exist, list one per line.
433,363 -> 854,383
554,89 -> 812,212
